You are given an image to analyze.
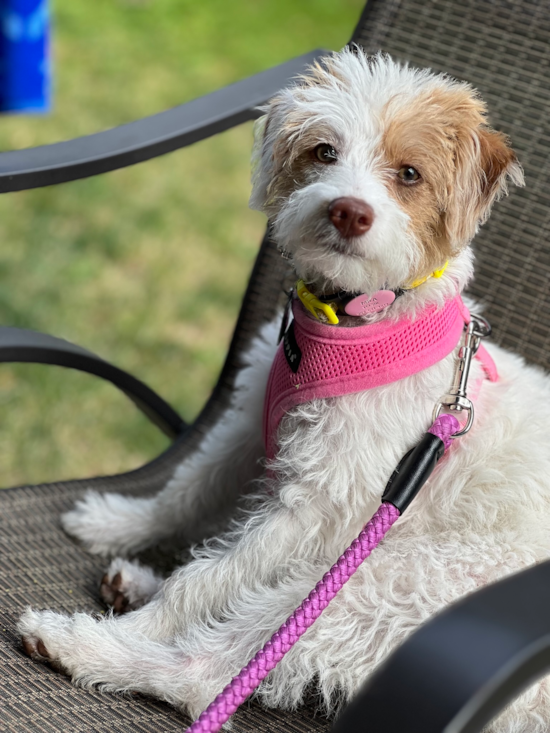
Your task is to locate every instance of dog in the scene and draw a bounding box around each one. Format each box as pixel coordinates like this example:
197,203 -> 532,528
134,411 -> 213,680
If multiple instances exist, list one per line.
19,49 -> 550,731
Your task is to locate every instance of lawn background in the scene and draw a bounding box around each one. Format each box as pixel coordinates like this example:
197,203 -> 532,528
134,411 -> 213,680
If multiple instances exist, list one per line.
0,0 -> 363,487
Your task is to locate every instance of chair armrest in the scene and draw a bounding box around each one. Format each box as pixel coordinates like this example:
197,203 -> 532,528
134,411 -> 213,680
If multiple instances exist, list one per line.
0,326 -> 186,439
331,561 -> 550,733
0,50 -> 325,193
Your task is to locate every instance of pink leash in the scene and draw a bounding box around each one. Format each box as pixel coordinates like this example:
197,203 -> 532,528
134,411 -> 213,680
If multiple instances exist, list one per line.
186,414 -> 460,733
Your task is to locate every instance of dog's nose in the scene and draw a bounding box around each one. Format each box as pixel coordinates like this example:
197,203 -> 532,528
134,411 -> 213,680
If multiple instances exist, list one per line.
328,197 -> 374,239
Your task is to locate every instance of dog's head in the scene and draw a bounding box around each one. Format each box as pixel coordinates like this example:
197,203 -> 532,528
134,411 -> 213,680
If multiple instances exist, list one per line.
250,49 -> 523,296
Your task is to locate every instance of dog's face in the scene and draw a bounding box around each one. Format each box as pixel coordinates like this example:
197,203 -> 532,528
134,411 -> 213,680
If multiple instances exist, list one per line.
250,50 -> 523,295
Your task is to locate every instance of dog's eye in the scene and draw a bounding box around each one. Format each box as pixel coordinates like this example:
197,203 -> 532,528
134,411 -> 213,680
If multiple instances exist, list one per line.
397,166 -> 421,184
314,144 -> 338,163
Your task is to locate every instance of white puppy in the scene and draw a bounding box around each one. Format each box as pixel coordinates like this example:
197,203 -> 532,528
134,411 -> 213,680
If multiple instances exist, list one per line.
19,50 -> 550,732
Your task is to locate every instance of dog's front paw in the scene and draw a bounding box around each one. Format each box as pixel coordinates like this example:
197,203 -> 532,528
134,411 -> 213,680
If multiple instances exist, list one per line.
18,608 -> 72,673
21,632 -> 51,661
100,558 -> 163,614
61,490 -> 155,556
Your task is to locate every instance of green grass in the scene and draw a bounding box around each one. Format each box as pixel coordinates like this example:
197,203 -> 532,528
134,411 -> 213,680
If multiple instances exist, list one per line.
0,0 -> 363,487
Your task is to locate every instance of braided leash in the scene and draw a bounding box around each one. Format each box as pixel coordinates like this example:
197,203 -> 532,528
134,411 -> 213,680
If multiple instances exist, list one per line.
186,412 -> 461,733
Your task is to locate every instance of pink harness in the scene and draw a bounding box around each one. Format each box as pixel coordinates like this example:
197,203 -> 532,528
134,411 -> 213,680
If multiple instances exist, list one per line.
263,294 -> 498,459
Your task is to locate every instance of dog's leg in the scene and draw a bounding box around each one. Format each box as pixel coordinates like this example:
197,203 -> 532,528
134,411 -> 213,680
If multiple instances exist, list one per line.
61,324 -> 278,557
18,607 -> 201,711
17,557 -> 330,720
108,489 -> 335,643
18,570 -> 318,721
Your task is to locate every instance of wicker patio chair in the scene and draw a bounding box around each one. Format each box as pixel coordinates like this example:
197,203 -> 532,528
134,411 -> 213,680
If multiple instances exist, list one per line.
1,1 -> 549,731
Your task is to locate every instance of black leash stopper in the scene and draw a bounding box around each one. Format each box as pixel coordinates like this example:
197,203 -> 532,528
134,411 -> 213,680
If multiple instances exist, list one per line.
382,433 -> 446,513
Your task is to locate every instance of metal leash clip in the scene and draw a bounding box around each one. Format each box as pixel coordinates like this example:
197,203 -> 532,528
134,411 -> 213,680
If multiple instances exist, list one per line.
432,314 -> 491,438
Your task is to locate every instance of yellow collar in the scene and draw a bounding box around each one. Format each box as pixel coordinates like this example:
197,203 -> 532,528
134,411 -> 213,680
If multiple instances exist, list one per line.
296,262 -> 449,324
405,261 -> 448,289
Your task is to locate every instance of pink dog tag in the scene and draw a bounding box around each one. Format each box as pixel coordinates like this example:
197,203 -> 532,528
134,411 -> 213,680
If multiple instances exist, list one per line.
344,290 -> 396,316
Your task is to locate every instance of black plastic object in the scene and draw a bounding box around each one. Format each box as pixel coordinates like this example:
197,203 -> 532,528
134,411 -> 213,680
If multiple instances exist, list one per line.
0,50 -> 324,193
331,560 -> 550,733
0,326 -> 186,439
382,432 -> 445,512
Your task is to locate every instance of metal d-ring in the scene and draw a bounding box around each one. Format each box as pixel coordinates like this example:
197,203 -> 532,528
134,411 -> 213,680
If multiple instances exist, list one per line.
432,398 -> 475,438
470,313 -> 492,339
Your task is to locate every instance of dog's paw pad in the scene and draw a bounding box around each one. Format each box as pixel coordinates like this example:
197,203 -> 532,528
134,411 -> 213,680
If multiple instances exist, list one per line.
99,559 -> 162,614
100,571 -> 130,614
22,635 -> 51,660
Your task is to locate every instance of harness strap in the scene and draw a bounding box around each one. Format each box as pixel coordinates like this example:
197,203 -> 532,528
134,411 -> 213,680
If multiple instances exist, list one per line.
476,343 -> 498,383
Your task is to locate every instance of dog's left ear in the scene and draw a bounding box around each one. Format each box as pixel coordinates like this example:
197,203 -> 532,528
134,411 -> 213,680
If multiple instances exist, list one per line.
444,124 -> 524,249
249,113 -> 271,212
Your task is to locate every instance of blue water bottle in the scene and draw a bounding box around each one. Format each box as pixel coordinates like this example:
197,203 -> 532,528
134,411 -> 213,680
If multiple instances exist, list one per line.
0,0 -> 50,113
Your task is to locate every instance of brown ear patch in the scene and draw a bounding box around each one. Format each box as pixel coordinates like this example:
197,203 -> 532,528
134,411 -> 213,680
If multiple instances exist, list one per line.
255,88 -> 342,215
382,84 -> 523,280
382,86 -> 486,279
